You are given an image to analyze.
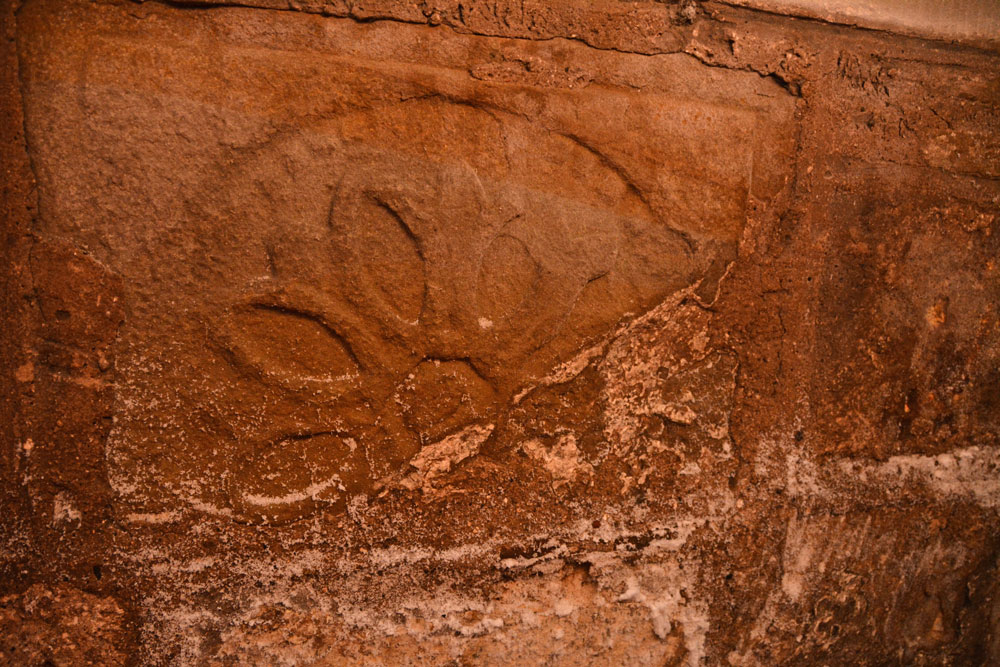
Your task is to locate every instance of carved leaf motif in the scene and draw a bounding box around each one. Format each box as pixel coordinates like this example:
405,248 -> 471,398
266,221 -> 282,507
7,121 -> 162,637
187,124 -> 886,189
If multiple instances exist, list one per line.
226,304 -> 359,383
347,194 -> 426,324
476,234 -> 539,323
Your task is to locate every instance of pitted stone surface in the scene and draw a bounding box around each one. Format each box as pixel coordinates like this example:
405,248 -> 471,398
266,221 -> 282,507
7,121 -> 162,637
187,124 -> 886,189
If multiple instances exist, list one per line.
3,0 -> 999,664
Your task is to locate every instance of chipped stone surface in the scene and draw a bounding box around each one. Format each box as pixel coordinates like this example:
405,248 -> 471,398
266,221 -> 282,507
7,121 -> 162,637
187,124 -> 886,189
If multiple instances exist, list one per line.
0,584 -> 131,665
2,0 -> 999,664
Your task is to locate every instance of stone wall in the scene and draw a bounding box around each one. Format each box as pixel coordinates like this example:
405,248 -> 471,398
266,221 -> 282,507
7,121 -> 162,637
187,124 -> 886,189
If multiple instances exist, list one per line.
2,0 -> 998,664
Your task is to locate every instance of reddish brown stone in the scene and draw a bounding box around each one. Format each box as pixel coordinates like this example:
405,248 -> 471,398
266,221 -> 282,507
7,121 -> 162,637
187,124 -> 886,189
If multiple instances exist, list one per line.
2,0 -> 998,664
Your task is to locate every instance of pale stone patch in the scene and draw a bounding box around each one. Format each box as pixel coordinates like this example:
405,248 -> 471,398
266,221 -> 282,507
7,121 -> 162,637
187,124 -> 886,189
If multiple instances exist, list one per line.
400,424 -> 495,493
52,492 -> 82,525
521,434 -> 594,488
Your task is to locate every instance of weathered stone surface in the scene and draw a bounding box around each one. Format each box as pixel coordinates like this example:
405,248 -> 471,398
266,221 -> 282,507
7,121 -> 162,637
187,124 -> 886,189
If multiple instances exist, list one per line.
2,0 -> 998,664
725,0 -> 1000,48
0,584 -> 131,665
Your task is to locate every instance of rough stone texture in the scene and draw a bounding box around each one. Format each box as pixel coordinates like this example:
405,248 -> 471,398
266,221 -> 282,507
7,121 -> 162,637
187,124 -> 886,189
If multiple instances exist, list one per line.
2,0 -> 998,665
0,584 -> 131,665
728,0 -> 1000,48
